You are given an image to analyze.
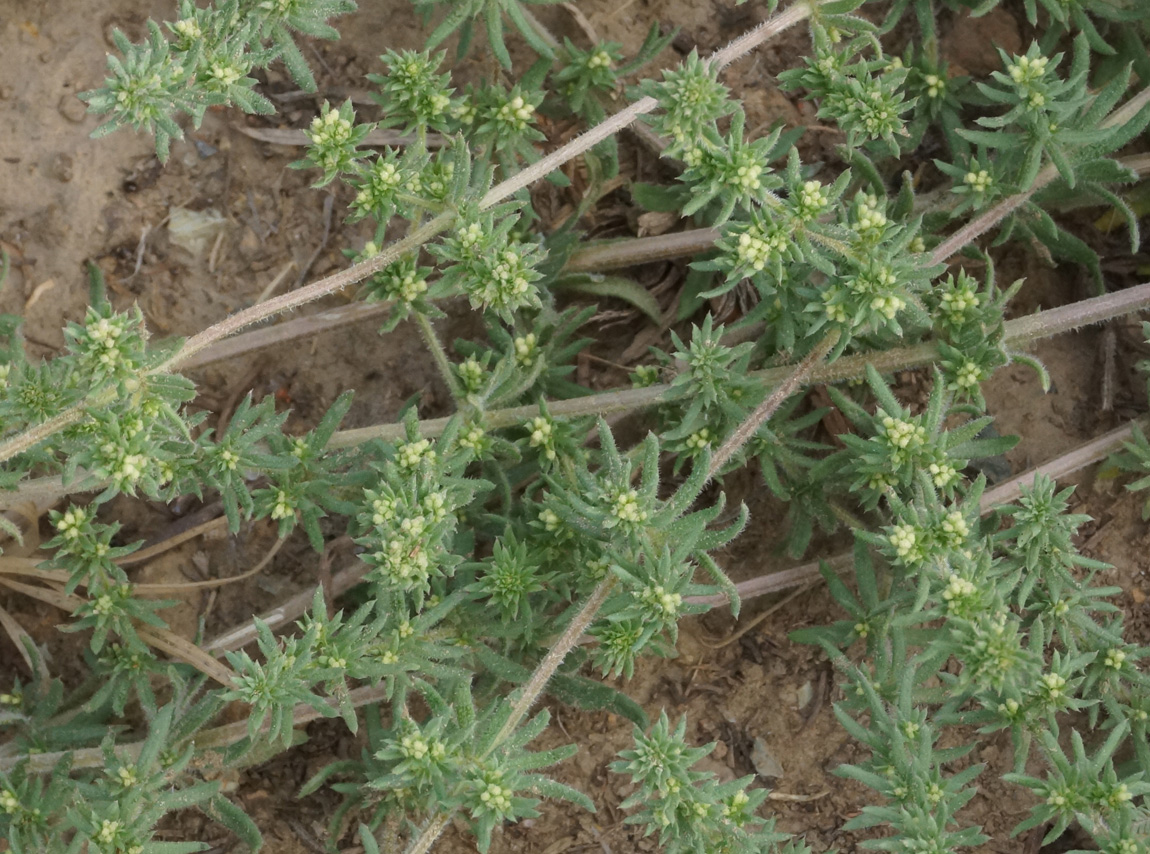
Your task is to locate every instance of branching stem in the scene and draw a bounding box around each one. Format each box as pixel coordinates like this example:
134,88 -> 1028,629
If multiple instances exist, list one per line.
328,280 -> 1150,448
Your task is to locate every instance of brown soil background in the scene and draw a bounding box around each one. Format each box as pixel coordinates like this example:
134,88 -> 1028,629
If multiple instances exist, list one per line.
1,1 -> 1148,852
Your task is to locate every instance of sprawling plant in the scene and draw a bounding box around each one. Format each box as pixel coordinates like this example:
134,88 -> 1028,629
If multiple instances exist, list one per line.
2,0 -> 1149,852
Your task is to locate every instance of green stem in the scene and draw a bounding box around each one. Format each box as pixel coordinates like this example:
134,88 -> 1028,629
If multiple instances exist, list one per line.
414,312 -> 465,402
516,5 -> 562,53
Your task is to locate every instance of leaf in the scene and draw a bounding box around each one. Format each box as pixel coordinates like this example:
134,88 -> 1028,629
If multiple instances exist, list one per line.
474,644 -> 532,684
630,182 -> 687,212
678,264 -> 718,320
532,775 -> 596,811
550,673 -> 649,727
550,274 -> 663,325
359,824 -> 381,854
204,794 -> 263,851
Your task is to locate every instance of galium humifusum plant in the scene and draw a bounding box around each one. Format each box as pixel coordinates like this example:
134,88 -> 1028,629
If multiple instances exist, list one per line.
1,0 -> 1150,852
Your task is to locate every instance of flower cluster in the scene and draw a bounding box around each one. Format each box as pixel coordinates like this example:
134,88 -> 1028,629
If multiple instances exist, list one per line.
780,27 -> 913,156
469,84 -> 547,168
817,366 -> 1016,509
17,5 -> 1150,854
64,305 -> 148,387
295,100 -> 374,186
83,0 -> 350,160
611,713 -> 788,854
433,212 -> 545,320
369,49 -> 455,133
553,40 -> 624,112
639,50 -> 734,151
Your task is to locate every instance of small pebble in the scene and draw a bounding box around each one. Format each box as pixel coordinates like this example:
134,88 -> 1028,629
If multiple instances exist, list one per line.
751,737 -> 784,781
796,680 -> 814,712
46,152 -> 73,182
58,94 -> 87,123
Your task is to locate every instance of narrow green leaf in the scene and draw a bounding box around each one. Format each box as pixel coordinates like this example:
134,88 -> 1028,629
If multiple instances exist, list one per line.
550,274 -> 663,325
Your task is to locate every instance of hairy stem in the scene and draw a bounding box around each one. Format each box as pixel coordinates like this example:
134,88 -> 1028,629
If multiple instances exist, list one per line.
687,418 -> 1141,608
164,141 -> 1150,378
488,577 -> 616,754
402,576 -> 617,854
0,384 -> 115,466
563,228 -> 722,272
414,312 -> 465,401
928,168 -> 1054,265
479,1 -> 814,207
403,813 -> 455,854
9,412 -> 1136,775
8,281 -> 1148,512
165,214 -> 454,372
0,682 -> 394,774
707,329 -> 840,480
0,402 -> 88,466
328,280 -> 1150,448
1002,283 -> 1150,348
0,3 -> 818,470
708,1 -> 815,69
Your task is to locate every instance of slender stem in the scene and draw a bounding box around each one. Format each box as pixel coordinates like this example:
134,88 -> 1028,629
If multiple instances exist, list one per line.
0,402 -> 87,466
563,228 -> 722,273
214,415 -> 1144,650
328,280 -> 1150,448
165,214 -> 455,372
0,682 -> 394,774
707,1 -> 814,70
487,577 -> 616,755
480,96 -> 660,207
414,312 -> 465,401
403,814 -> 454,854
977,420 -> 1138,509
175,300 -> 394,371
174,227 -> 720,373
0,2 -> 820,472
0,381 -> 118,465
402,576 -> 618,854
1003,281 -> 1150,348
1,38 -> 1142,472
1102,83 -> 1150,130
8,281 -> 1149,513
9,412 -> 1138,775
205,560 -> 371,654
928,168 -> 1054,266
479,1 -> 814,209
686,417 -> 1142,609
707,329 -> 840,480
163,143 -> 1150,375
516,5 -> 562,52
